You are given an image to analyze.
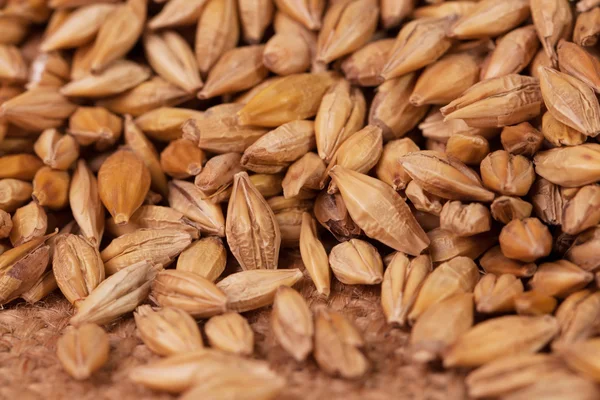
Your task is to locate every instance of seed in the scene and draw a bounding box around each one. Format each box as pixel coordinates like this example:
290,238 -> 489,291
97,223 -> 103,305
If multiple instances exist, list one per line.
0,17 -> 28,46
399,151 -> 495,202
0,153 -> 44,180
546,102 -> 591,142
490,196 -> 532,224
480,246 -> 537,278
314,307 -> 368,379
70,160 -> 105,245
202,312 -> 255,358
40,3 -> 117,52
554,290 -> 600,347
216,269 -> 303,313
20,270 -> 58,304
241,120 -> 316,174
101,228 -> 191,275
381,253 -> 432,327
408,256 -> 480,323
329,166 -> 430,256
538,67 -> 600,137
97,149 -> 151,225
566,226 -> 600,271
237,72 -> 335,127
480,150 -> 535,196
556,338 -> 600,382
299,212 -> 330,297
380,0 -> 411,28
474,273 -> 523,314
275,208 -> 303,248
70,260 -> 158,326
440,201 -> 491,237
501,372 -> 600,400
33,128 -> 79,170
150,270 -> 227,318
263,33 -> 311,76
329,239 -> 383,285
198,45 -> 267,100
87,0 -> 146,72
9,201 -> 47,247
0,233 -> 53,305
420,107 -> 499,143
313,191 -> 361,242
381,16 -> 454,80
465,354 -> 567,398
274,0 -> 323,30
56,323 -> 109,380
283,152 -> 326,199
534,144 -> 600,187
61,60 -> 151,98
194,152 -> 242,195
413,1 -> 476,19
324,125 -> 383,193
448,0 -> 530,39
410,293 -> 473,363
369,72 -> 429,140
144,30 -> 202,94
410,52 -> 481,107
314,79 -> 366,163
53,233 -> 104,305
271,286 -> 313,361
239,0 -> 273,44
0,179 -> 33,212
499,218 -> 552,262
0,44 -> 27,83
0,209 -> 12,239
481,25 -> 539,80
500,122 -> 544,157
130,349 -> 279,393
443,315 -> 559,367
445,134 -> 489,166
148,0 -> 207,30
530,0 -> 572,66
134,107 -> 203,142
168,179 -> 225,236
272,11 -> 318,67
195,0 -> 239,77
98,77 -> 192,117
529,260 -> 593,298
514,291 -> 557,316
134,305 -> 203,356
182,104 -> 267,154
574,7 -> 600,47
577,0 -> 600,13
441,74 -> 542,128
375,138 -> 419,191
316,0 -> 379,64
177,237 -> 226,282
68,107 -> 123,150
124,116 -> 169,197
341,38 -> 394,87
211,173 -> 284,204
562,185 -> 600,235
529,178 -> 564,225
160,139 -> 205,179
405,180 -> 444,216
557,40 -> 600,93
226,172 -> 280,270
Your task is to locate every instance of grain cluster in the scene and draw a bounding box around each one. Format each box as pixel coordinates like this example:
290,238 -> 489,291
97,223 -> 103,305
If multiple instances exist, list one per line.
2,0 -> 600,398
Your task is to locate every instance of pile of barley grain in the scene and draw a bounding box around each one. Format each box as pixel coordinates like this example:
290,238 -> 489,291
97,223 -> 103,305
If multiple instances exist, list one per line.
1,0 -> 600,398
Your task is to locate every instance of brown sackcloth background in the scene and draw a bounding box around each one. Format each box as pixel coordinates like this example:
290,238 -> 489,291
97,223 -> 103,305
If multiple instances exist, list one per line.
0,251 -> 467,400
